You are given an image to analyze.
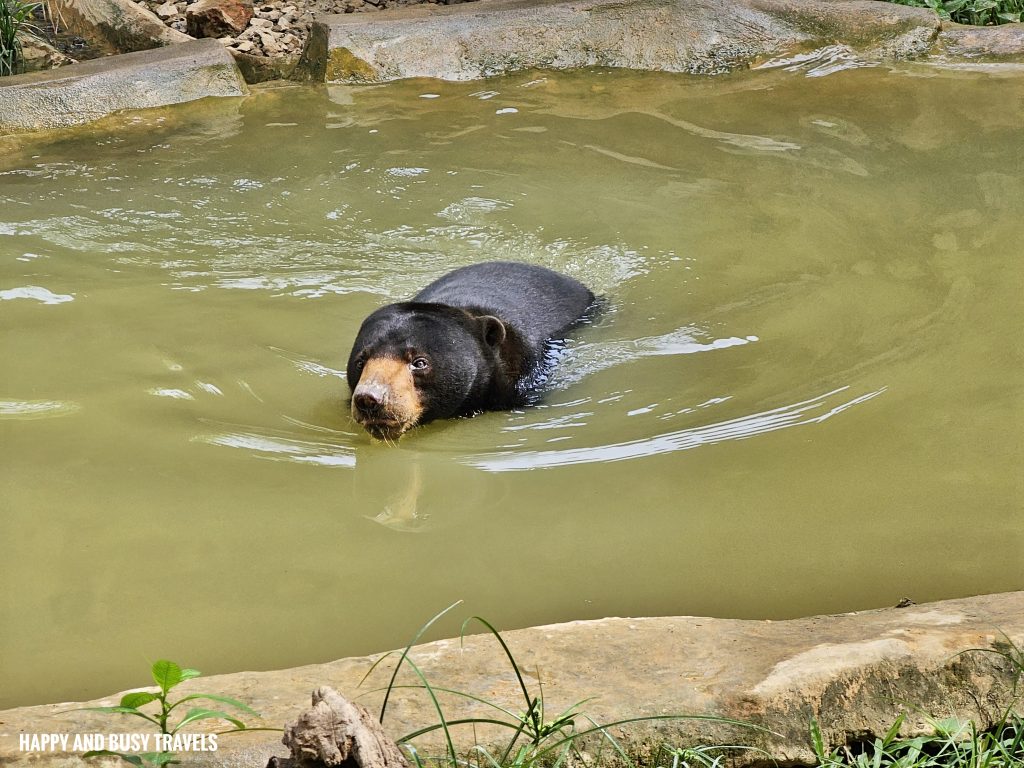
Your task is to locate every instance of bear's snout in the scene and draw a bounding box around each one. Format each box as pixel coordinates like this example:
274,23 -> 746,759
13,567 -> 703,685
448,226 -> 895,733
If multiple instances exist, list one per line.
351,357 -> 423,440
353,384 -> 386,416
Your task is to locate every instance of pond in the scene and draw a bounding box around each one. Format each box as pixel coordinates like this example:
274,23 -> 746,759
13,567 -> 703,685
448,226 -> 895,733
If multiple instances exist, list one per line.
1,58 -> 1022,709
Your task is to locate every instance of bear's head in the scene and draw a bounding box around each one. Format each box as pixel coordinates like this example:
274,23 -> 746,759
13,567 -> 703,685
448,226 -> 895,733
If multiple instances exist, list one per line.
346,302 -> 508,441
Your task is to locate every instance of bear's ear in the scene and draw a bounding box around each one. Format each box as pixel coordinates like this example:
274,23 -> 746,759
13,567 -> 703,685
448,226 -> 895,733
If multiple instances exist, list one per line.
477,315 -> 507,348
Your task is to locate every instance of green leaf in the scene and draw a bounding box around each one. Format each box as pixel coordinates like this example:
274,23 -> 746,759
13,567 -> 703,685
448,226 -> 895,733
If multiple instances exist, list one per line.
120,692 -> 159,709
880,712 -> 905,747
178,668 -> 201,682
138,752 -> 180,766
809,717 -> 827,760
170,707 -> 246,733
151,660 -> 183,693
168,693 -> 259,717
934,716 -> 965,737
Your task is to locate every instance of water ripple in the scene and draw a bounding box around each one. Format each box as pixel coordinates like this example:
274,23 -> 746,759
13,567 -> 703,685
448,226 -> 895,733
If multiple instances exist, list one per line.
465,386 -> 887,471
0,399 -> 81,419
193,423 -> 356,467
550,326 -> 758,390
755,45 -> 876,78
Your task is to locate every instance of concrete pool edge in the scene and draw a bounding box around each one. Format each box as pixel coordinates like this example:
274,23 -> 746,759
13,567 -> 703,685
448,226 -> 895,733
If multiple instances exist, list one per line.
1,591 -> 1021,766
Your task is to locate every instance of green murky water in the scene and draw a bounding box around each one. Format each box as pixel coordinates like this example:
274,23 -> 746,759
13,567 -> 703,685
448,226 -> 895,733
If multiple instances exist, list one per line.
1,59 -> 1022,709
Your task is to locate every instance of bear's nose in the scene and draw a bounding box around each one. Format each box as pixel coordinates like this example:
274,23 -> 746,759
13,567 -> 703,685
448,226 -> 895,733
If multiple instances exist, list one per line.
353,382 -> 388,417
354,391 -> 381,414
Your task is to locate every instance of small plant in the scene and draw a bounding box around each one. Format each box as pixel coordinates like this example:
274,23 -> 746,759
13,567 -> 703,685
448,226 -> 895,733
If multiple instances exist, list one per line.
651,743 -> 758,768
75,660 -> 260,767
0,0 -> 39,76
363,603 -> 768,768
888,0 -> 1024,25
805,637 -> 1024,768
808,713 -> 1024,767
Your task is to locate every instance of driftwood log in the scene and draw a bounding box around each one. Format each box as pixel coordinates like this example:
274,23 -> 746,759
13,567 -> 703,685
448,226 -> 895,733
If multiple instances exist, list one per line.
267,687 -> 410,768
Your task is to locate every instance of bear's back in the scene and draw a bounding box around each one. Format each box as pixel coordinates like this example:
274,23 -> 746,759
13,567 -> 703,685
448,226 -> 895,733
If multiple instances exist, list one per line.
414,262 -> 594,350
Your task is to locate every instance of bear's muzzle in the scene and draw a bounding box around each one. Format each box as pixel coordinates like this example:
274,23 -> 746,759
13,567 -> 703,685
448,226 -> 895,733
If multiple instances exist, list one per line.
351,357 -> 423,440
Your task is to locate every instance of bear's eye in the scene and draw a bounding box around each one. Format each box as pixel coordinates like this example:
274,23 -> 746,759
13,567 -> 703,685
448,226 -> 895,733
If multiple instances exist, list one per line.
410,357 -> 430,371
355,358 -> 366,370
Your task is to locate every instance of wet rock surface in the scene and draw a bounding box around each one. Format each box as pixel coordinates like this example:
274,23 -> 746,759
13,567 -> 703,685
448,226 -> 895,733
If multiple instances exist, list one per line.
0,592 -> 1021,768
0,38 -> 247,133
293,0 -> 940,83
938,21 -> 1024,60
38,0 -> 1024,84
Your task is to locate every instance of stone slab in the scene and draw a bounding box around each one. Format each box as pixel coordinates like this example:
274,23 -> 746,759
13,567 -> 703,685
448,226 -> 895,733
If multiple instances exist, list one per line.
0,38 -> 247,134
292,0 -> 940,83
0,592 -> 1021,767
938,22 -> 1024,61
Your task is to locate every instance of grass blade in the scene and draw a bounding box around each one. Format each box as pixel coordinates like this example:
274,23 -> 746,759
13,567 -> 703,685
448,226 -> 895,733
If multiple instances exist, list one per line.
379,601 -> 463,724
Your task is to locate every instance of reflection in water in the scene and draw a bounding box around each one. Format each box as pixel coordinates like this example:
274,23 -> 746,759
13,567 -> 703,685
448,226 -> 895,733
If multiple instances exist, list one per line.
355,450 -> 430,532
467,386 -> 887,471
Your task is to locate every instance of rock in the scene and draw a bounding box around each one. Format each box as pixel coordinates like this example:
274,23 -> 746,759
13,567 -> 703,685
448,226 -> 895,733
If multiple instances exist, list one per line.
154,0 -> 178,17
233,38 -> 255,51
0,38 -> 247,133
250,16 -> 274,27
271,687 -> 410,768
230,48 -> 299,79
15,32 -> 78,70
937,21 -> 1024,61
186,0 -> 255,37
293,0 -> 939,83
251,27 -> 281,53
49,0 -> 192,54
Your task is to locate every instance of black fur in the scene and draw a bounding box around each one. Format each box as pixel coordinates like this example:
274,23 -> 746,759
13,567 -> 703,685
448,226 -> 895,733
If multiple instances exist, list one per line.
347,262 -> 594,426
